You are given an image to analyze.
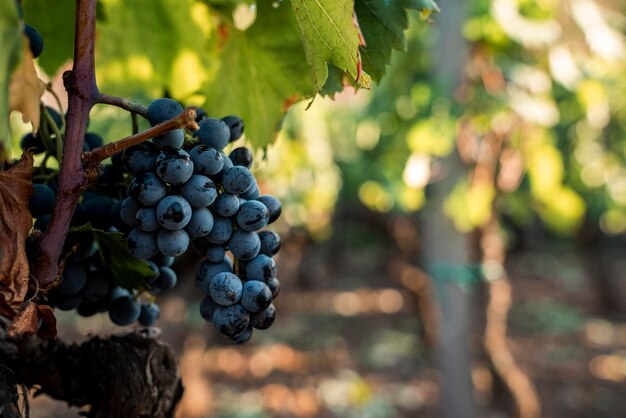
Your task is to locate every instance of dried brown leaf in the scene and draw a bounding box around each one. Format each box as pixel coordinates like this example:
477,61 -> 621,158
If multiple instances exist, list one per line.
7,302 -> 56,338
0,152 -> 33,320
9,46 -> 45,131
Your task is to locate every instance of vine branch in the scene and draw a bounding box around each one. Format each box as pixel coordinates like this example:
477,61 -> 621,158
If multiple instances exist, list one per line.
97,94 -> 149,119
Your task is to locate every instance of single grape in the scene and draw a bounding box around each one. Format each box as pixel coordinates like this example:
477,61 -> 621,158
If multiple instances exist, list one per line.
258,230 -> 281,256
257,195 -> 282,224
230,326 -> 253,344
138,303 -> 160,326
82,195 -> 114,229
156,149 -> 194,185
209,272 -> 243,306
109,296 -> 141,326
20,132 -> 45,154
212,192 -> 240,217
236,200 -> 269,232
136,207 -> 160,232
240,280 -> 272,313
111,200 -> 131,233
108,286 -> 131,303
150,253 -> 175,267
185,208 -> 214,239
200,296 -> 219,321
245,254 -> 277,282
189,145 -> 224,176
34,214 -> 51,231
181,175 -> 217,208
266,277 -> 281,298
193,118 -> 230,150
229,229 -> 261,260
128,173 -> 168,206
72,203 -> 89,227
57,263 -> 88,295
153,128 -> 184,149
240,181 -> 260,200
29,183 -> 56,218
127,228 -> 159,259
251,304 -> 276,330
196,258 -> 233,294
205,245 -> 225,263
213,304 -> 250,338
147,98 -> 184,126
157,229 -> 190,257
221,166 -> 254,195
24,24 -> 43,58
152,266 -> 177,291
156,195 -> 192,230
120,196 -> 140,226
229,147 -> 253,168
206,215 -> 234,245
84,133 -> 104,150
222,115 -> 244,142
80,271 -> 110,302
122,142 -> 158,174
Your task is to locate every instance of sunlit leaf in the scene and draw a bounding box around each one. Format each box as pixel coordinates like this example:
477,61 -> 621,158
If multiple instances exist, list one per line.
0,0 -> 22,146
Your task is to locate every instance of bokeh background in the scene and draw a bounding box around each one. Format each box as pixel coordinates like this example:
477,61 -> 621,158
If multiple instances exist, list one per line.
10,0 -> 626,416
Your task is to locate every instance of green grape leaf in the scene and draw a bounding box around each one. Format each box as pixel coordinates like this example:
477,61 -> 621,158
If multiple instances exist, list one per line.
290,0 -> 360,91
0,0 -> 23,146
23,0 -> 75,75
355,0 -> 438,83
71,224 -> 153,291
201,1 -> 314,148
320,64 -> 346,97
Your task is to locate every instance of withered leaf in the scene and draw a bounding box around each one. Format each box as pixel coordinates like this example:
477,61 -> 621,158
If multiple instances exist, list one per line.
0,152 -> 33,320
9,46 -> 45,132
7,301 -> 56,338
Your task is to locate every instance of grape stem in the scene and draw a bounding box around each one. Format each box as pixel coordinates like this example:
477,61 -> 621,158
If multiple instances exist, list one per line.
97,94 -> 149,119
31,0 -> 98,287
83,107 -> 199,166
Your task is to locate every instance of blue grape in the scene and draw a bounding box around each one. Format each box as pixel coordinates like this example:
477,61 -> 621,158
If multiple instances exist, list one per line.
84,133 -> 104,150
221,166 -> 254,195
210,153 -> 234,185
157,229 -> 190,257
195,107 -> 208,122
58,263 -> 87,295
185,208 -> 214,239
34,214 -> 51,231
72,203 -> 89,227
109,296 -> 141,326
120,196 -> 140,226
181,175 -> 217,208
24,24 -> 43,58
153,129 -> 184,149
258,230 -> 281,256
251,304 -> 276,330
213,192 -> 240,217
156,195 -> 192,230
127,228 -> 159,259
52,293 -> 83,311
209,272 -> 243,306
147,98 -> 183,126
152,266 -> 177,291
193,118 -> 230,150
229,229 -> 261,260
257,195 -> 282,224
191,237 -> 212,256
29,183 -> 56,218
150,253 -> 175,267
213,304 -> 250,338
138,303 -> 160,326
82,195 -> 113,229
21,132 -> 45,154
111,200 -> 131,233
122,142 -> 158,174
108,286 -> 131,302
240,280 -> 272,313
206,215 -> 234,245
240,181 -> 260,200
230,326 -> 253,344
189,145 -> 224,176
145,260 -> 161,284
229,147 -> 253,168
245,254 -> 277,282
129,173 -> 168,206
222,115 -> 244,142
236,200 -> 269,232
266,277 -> 280,298
80,271 -> 110,302
200,296 -> 219,321
136,207 -> 160,232
156,149 -> 194,185
205,245 -> 225,263
196,258 -> 232,294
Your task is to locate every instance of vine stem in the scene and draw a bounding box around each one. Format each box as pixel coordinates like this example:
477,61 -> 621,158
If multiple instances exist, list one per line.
83,107 -> 198,167
31,0 -> 98,287
97,94 -> 149,119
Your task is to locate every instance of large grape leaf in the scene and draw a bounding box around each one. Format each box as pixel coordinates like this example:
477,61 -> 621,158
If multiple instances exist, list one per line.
22,0 -> 75,75
201,1 -> 314,148
355,0 -> 439,83
0,0 -> 22,146
290,0 -> 361,91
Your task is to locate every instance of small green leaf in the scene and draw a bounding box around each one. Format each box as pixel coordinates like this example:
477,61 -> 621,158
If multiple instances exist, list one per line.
0,0 -> 23,146
71,224 -> 153,290
290,0 -> 360,91
23,0 -> 75,75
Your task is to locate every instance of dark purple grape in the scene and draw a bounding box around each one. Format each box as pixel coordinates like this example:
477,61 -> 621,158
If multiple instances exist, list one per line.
213,304 -> 250,338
